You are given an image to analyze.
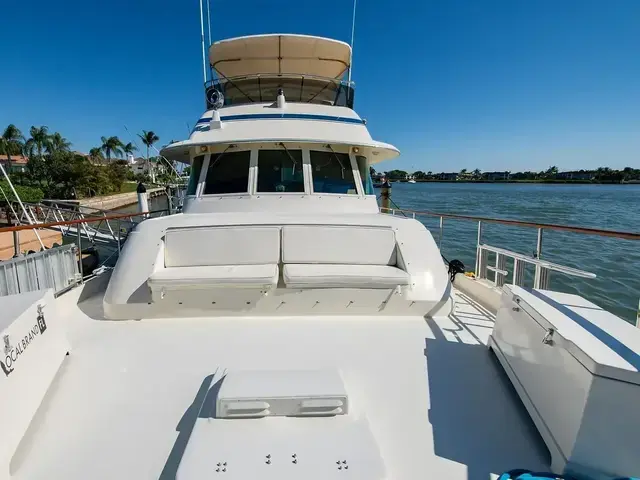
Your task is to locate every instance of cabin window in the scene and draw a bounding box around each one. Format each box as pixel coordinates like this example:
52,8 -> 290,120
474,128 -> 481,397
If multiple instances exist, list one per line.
187,155 -> 205,195
356,155 -> 374,195
257,149 -> 304,193
310,151 -> 357,194
202,150 -> 251,195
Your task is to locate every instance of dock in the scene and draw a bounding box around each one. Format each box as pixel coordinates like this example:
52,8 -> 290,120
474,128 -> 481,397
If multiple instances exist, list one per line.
0,229 -> 62,260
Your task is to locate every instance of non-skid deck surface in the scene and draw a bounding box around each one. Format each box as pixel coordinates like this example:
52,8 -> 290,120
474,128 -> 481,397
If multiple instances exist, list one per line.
11,288 -> 549,479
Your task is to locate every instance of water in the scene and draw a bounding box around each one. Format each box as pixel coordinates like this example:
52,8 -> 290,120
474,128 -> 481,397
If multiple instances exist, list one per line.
388,183 -> 640,323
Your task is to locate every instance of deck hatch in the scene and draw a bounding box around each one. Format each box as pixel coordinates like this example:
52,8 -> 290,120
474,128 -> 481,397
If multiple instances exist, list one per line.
216,369 -> 348,418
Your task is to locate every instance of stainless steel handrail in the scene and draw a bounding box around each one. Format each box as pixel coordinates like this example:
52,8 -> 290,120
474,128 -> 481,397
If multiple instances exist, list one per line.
380,206 -> 635,290
478,243 -> 596,290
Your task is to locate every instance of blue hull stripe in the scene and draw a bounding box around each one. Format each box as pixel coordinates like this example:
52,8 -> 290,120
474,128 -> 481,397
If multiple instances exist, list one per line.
195,113 -> 365,125
530,289 -> 640,371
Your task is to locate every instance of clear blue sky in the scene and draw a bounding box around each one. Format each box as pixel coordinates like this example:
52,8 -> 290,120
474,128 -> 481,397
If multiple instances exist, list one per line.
2,0 -> 639,173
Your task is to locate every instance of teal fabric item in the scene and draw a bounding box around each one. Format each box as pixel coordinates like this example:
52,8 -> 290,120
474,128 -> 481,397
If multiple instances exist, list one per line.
498,470 -> 575,480
498,470 -> 639,480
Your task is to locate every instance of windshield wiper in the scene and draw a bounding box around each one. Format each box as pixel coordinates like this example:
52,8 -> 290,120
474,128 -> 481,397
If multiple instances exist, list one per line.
327,144 -> 345,179
278,142 -> 299,175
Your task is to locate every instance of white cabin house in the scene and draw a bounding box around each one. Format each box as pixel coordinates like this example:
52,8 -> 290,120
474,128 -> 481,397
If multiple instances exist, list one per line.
103,34 -> 452,320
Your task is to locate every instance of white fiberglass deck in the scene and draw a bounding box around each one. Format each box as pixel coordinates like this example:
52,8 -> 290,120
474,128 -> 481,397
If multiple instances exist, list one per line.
10,279 -> 549,480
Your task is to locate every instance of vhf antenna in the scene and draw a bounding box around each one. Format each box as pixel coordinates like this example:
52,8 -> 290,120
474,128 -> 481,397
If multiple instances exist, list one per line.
348,0 -> 357,85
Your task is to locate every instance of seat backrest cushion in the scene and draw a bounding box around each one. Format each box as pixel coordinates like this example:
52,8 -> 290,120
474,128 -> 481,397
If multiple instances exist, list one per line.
282,225 -> 396,265
165,226 -> 280,267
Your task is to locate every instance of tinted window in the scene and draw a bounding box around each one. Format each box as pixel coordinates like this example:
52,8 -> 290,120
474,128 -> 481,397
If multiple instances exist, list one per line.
187,155 -> 204,195
203,150 -> 251,194
257,149 -> 304,193
205,76 -> 355,108
356,155 -> 374,194
310,151 -> 357,194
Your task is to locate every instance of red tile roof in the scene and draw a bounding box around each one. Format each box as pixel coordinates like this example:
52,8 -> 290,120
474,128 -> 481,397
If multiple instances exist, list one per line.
0,155 -> 28,165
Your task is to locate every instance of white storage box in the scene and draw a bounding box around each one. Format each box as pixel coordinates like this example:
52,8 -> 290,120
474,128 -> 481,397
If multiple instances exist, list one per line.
0,290 -> 70,476
489,285 -> 640,480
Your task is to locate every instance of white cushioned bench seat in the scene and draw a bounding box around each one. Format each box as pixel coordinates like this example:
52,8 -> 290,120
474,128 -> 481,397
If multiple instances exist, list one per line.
149,264 -> 279,289
282,225 -> 397,265
165,226 -> 280,267
150,226 -> 281,297
283,264 -> 409,289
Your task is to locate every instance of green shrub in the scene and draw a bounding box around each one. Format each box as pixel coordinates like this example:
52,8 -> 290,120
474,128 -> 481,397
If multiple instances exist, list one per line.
0,180 -> 44,203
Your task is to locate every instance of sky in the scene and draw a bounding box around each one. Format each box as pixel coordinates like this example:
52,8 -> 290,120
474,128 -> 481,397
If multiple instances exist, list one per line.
2,0 -> 640,173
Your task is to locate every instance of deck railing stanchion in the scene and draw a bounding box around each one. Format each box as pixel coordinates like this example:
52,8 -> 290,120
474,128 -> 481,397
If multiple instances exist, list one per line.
475,221 -> 483,276
13,231 -> 19,257
117,218 -> 121,255
77,222 -> 83,280
495,253 -> 506,287
513,258 -> 525,286
439,216 -> 443,249
534,227 -> 544,288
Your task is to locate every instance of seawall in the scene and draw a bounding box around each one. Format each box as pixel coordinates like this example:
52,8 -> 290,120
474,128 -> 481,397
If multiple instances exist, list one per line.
48,187 -> 166,213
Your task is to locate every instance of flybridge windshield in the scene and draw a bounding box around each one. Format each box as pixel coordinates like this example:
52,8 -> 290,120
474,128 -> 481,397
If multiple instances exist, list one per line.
204,74 -> 355,109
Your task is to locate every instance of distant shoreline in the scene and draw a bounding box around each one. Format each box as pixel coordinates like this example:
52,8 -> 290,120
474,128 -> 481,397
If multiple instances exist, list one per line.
383,179 -> 640,185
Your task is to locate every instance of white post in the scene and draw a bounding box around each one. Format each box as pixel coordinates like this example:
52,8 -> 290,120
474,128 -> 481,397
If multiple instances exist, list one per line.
137,182 -> 149,218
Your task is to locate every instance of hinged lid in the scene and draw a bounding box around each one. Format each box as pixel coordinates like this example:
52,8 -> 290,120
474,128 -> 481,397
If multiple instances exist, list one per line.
504,285 -> 640,385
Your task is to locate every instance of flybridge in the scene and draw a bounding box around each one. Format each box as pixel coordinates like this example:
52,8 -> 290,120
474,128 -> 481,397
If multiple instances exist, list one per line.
204,35 -> 356,109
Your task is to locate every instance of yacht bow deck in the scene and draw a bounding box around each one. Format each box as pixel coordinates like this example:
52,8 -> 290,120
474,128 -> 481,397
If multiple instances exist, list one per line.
11,281 -> 548,480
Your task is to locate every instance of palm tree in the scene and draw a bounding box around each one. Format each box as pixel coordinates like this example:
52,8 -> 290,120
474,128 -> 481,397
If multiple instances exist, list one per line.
138,130 -> 159,182
25,126 -> 51,157
0,124 -> 25,173
473,168 -> 481,179
123,142 -> 137,160
48,132 -> 71,153
89,147 -> 104,164
100,136 -> 124,162
545,165 -> 559,178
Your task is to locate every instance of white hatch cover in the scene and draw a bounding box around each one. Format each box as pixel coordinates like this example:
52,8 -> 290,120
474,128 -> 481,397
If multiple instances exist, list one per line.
216,369 -> 348,418
177,414 -> 385,480
209,34 -> 351,79
507,285 -> 640,385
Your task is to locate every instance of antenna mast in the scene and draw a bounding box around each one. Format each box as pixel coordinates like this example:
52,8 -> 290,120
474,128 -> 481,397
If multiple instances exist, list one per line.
348,0 -> 357,84
199,0 -> 207,85
206,0 -> 212,46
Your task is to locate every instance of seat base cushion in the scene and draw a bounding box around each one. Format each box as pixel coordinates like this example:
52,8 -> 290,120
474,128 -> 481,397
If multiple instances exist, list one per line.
283,264 -> 409,289
148,264 -> 278,289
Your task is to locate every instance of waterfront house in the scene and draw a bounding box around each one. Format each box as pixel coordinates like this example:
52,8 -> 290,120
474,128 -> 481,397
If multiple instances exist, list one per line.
440,172 -> 458,181
484,171 -> 510,181
129,157 -> 167,178
557,171 -> 593,180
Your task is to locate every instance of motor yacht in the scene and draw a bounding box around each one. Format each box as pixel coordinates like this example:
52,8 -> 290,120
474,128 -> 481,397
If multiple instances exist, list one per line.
0,34 -> 639,480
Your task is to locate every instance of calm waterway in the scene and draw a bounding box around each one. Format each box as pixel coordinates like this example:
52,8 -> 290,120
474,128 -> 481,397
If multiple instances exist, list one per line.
389,182 -> 640,323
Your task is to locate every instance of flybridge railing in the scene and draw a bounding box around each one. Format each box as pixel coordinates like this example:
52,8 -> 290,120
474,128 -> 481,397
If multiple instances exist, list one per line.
380,206 -> 640,290
204,73 -> 355,109
0,209 -> 168,297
